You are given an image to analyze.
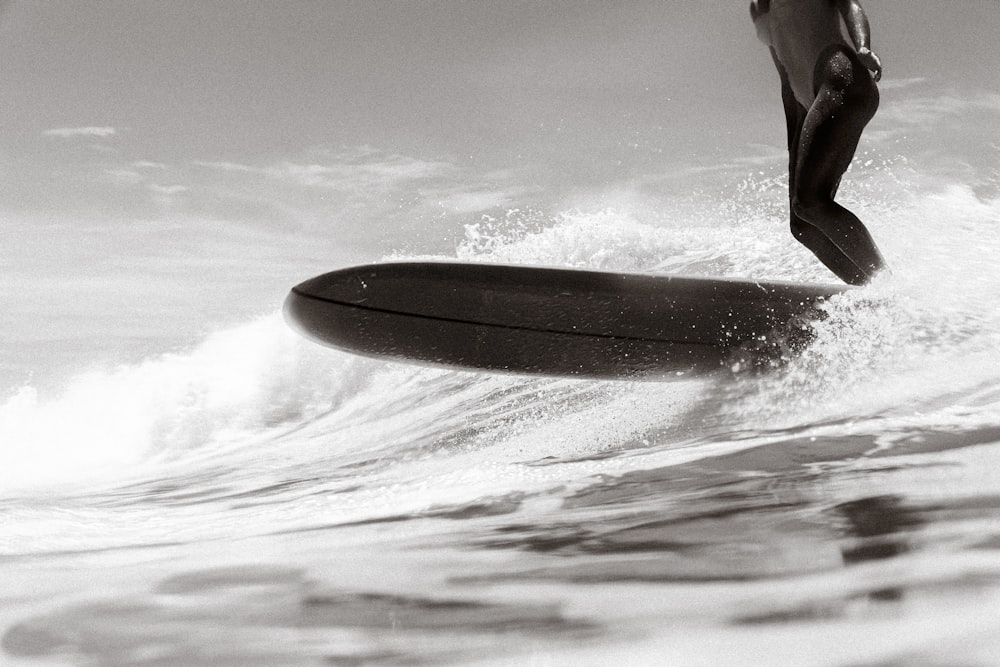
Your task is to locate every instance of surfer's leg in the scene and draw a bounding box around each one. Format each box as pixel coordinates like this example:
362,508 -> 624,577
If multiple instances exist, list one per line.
791,45 -> 886,285
777,70 -> 865,282
773,49 -> 863,282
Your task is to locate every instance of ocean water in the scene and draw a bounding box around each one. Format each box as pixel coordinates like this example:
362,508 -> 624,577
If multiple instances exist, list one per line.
3,104 -> 1000,666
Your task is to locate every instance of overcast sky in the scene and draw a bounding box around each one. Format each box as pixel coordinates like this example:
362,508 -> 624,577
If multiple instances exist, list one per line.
1,1 -> 998,248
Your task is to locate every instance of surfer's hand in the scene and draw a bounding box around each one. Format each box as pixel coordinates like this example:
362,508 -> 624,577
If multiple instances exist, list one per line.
857,47 -> 882,82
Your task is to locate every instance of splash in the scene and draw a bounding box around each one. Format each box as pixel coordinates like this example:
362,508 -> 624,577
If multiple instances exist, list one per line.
454,193 -> 823,281
0,315 -> 364,493
720,180 -> 1000,431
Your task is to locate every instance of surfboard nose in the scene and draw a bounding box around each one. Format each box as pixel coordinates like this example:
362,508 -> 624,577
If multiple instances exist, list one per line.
284,266 -> 368,347
289,265 -> 373,306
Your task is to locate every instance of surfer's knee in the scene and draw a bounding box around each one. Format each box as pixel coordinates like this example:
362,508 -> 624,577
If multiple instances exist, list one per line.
791,196 -> 854,239
789,217 -> 812,244
790,194 -> 830,224
789,216 -> 824,255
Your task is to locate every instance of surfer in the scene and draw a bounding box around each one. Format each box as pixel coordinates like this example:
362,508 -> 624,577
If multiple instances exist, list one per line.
751,0 -> 887,285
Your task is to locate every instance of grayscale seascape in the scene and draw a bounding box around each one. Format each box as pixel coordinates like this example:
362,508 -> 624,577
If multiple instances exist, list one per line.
2,3 -> 999,665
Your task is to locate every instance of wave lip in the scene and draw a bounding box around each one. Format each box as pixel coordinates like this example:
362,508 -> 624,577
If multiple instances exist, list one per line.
0,315 -> 352,495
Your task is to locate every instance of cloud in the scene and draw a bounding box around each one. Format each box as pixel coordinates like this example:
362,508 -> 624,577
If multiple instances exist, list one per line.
863,90 -> 1000,149
42,126 -> 118,139
193,149 -> 456,192
877,77 -> 928,91
147,184 -> 189,207
876,92 -> 1000,126
178,146 -> 549,235
266,156 -> 454,190
133,160 -> 168,170
192,160 -> 255,173
429,187 -> 530,214
148,184 -> 188,196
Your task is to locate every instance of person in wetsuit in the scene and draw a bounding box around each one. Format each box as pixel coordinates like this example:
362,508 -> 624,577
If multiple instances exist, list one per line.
751,0 -> 887,285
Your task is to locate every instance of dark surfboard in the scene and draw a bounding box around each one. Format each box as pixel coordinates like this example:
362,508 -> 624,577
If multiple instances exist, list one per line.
284,261 -> 849,379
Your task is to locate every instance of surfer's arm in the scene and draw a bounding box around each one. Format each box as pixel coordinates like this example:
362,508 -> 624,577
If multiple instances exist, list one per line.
835,0 -> 882,81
